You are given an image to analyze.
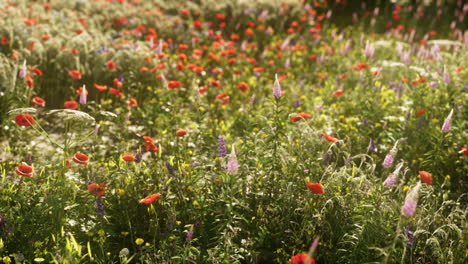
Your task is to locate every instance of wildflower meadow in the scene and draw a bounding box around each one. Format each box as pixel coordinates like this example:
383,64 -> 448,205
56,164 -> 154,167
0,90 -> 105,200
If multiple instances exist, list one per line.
0,0 -> 467,263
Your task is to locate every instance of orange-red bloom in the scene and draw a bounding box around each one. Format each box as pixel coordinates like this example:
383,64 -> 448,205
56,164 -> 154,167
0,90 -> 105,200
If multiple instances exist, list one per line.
88,183 -> 106,197
93,83 -> 108,92
333,89 -> 344,97
31,67 -> 43,76
73,152 -> 89,165
237,82 -> 249,92
106,60 -> 117,71
15,163 -> 33,177
306,182 -> 325,194
290,253 -> 315,264
352,62 -> 370,71
68,70 -> 82,80
126,98 -> 138,108
143,136 -> 159,152
113,78 -> 123,88
168,80 -> 182,88
26,75 -> 34,88
415,109 -> 426,116
64,100 -> 78,110
139,193 -> 161,204
323,133 -> 338,143
110,88 -> 124,97
176,129 -> 188,137
215,92 -> 228,100
15,114 -> 34,126
419,171 -> 432,185
460,147 -> 468,157
32,97 -> 46,107
290,112 -> 312,122
122,153 -> 136,161
76,86 -> 89,96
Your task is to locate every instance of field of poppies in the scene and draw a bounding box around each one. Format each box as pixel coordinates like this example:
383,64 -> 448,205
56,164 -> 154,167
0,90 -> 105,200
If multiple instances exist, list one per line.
0,0 -> 467,263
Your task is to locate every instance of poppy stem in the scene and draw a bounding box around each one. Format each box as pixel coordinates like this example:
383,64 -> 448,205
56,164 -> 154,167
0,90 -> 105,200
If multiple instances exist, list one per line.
383,216 -> 403,264
29,120 -> 64,150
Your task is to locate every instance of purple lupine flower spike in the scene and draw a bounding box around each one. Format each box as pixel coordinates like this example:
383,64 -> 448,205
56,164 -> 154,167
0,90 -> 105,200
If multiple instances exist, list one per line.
227,145 -> 239,174
218,136 -> 227,158
368,138 -> 377,153
443,67 -> 451,85
441,109 -> 454,133
383,162 -> 404,188
382,140 -> 399,168
404,224 -> 414,248
94,197 -> 105,217
19,60 -> 27,78
364,41 -> 374,59
79,85 -> 87,105
401,182 -> 421,217
157,38 -> 163,55
273,74 -> 282,98
186,230 -> 194,241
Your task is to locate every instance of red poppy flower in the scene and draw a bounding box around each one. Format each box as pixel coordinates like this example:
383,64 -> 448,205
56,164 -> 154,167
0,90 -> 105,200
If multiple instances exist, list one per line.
317,73 -> 327,80
306,182 -> 325,194
139,193 -> 161,204
143,136 -> 154,145
193,20 -> 202,28
70,48 -> 80,56
333,89 -> 344,97
110,88 -> 124,97
122,153 -> 136,161
168,80 -> 182,89
31,67 -> 43,76
460,147 -> 468,157
290,253 -> 315,264
215,92 -> 228,100
68,70 -> 82,80
73,152 -> 89,165
126,98 -> 138,108
323,133 -> 338,143
1,37 -> 9,45
88,183 -> 106,197
106,60 -> 117,71
454,66 -> 464,74
290,112 -> 312,122
352,62 -> 370,72
24,18 -> 37,26
93,83 -> 108,92
15,114 -> 34,126
26,75 -> 34,89
145,142 -> 158,152
176,129 -> 188,137
64,100 -> 78,110
15,163 -> 33,177
113,78 -> 123,89
415,109 -> 426,116
237,82 -> 249,92
419,171 -> 432,185
198,85 -> 208,94
143,136 -> 158,152
32,97 -> 46,107
211,80 -> 221,88
76,86 -> 89,96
